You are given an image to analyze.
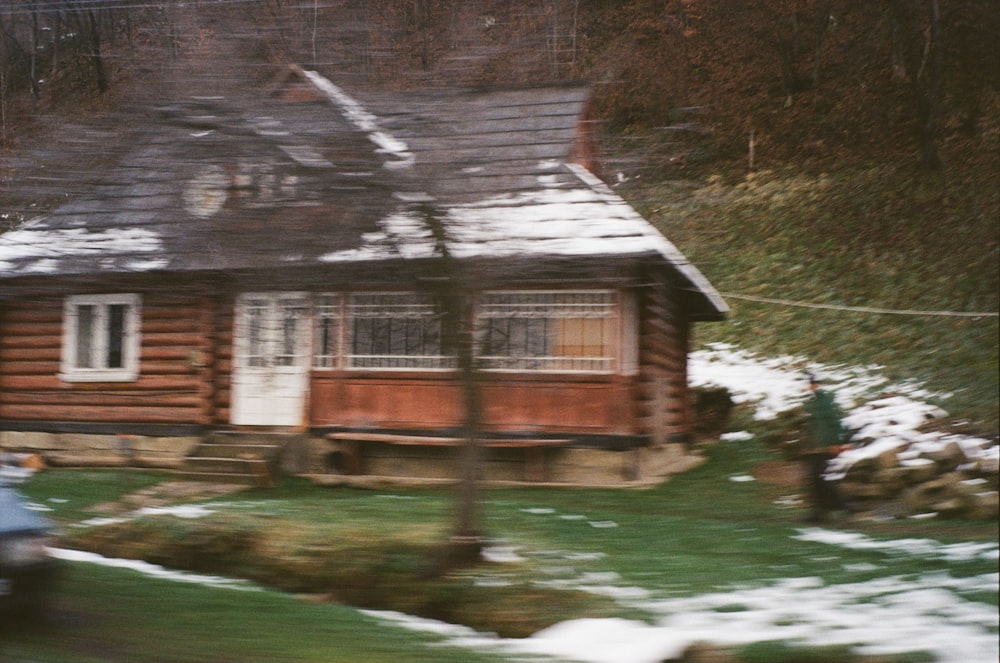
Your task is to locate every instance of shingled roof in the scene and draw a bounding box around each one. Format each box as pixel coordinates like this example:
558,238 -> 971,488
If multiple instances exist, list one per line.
0,68 -> 726,320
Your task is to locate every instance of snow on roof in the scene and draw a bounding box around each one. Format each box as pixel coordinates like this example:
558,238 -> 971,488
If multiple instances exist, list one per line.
301,68 -> 414,170
0,70 -> 726,319
0,225 -> 165,275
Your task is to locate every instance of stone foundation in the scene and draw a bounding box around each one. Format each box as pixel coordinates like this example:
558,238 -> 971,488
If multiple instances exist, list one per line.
1,428 -> 704,489
306,438 -> 703,488
0,430 -> 199,469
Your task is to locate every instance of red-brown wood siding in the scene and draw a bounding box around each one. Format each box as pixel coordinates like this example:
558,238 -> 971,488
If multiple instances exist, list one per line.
0,293 -> 213,425
309,372 -> 637,434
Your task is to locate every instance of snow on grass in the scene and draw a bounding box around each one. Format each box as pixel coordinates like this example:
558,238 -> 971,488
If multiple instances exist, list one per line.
57,536 -> 997,663
728,474 -> 756,482
481,545 -> 528,564
376,564 -> 999,663
74,502 -> 218,528
43,343 -> 996,663
136,504 -> 217,519
793,527 -> 999,563
689,342 -> 998,477
386,345 -> 995,662
50,548 -> 258,591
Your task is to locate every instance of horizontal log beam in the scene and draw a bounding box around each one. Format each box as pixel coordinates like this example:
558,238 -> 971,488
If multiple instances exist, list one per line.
3,391 -> 203,407
1,404 -> 205,424
0,336 -> 61,350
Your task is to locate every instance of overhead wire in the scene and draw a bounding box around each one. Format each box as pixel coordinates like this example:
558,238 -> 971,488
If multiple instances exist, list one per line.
720,292 -> 998,318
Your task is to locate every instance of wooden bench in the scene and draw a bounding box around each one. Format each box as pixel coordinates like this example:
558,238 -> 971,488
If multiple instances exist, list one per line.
324,432 -> 571,482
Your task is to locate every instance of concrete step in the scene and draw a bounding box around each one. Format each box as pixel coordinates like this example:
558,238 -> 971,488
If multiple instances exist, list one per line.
182,456 -> 271,474
170,469 -> 271,487
179,431 -> 307,485
187,443 -> 282,459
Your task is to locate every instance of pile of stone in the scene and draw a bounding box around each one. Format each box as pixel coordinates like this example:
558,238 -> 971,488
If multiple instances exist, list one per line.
830,435 -> 999,520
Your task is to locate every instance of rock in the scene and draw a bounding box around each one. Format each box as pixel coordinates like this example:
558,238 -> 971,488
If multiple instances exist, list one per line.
677,642 -> 738,663
967,491 -> 999,520
931,497 -> 968,518
871,467 -> 908,495
845,454 -> 877,476
839,480 -> 894,501
874,447 -> 900,470
921,471 -> 963,493
919,441 -> 965,471
897,458 -> 939,483
979,454 -> 999,474
901,473 -> 962,514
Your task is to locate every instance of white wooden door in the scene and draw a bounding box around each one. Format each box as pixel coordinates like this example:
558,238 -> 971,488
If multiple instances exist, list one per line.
231,293 -> 311,426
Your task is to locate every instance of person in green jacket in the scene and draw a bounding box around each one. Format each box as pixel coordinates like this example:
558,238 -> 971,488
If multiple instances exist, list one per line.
801,374 -> 850,522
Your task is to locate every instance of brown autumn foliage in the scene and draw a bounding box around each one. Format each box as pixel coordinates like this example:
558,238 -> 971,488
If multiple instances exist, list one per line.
0,1 -> 996,175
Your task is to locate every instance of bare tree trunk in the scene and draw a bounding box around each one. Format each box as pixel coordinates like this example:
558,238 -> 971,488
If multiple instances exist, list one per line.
417,203 -> 484,564
0,50 -> 7,143
453,318 -> 483,546
88,9 -> 109,93
919,0 -> 943,169
889,0 -> 943,169
811,0 -> 833,88
29,0 -> 39,100
311,0 -> 318,65
570,0 -> 578,67
51,10 -> 61,76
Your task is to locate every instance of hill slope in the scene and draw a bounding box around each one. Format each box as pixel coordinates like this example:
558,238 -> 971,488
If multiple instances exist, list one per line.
1,1 -> 997,426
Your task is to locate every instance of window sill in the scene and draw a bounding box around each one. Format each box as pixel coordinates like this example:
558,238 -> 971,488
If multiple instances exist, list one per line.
59,370 -> 139,383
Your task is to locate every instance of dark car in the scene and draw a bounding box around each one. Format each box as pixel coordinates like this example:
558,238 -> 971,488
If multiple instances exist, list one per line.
0,484 -> 58,615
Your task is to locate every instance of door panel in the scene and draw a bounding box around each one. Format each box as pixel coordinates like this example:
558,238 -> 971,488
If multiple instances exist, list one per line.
231,293 -> 311,426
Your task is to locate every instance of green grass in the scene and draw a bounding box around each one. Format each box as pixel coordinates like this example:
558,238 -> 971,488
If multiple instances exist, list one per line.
0,563 -> 507,663
10,444 -> 997,662
624,159 -> 999,429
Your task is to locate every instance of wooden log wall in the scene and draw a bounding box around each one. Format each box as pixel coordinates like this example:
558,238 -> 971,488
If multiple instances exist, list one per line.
636,272 -> 692,443
211,296 -> 235,426
0,292 -> 215,426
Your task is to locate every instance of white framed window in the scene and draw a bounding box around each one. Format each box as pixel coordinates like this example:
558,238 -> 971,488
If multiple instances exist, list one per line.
236,293 -> 312,370
61,294 -> 141,382
346,292 -> 454,370
313,294 -> 342,369
477,290 -> 618,372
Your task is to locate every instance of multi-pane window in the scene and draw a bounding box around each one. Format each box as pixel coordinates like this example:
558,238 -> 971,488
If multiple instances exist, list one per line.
477,290 -> 616,372
311,290 -> 620,373
61,294 -> 141,382
238,294 -> 310,369
346,293 -> 453,369
313,294 -> 341,368
242,297 -> 268,368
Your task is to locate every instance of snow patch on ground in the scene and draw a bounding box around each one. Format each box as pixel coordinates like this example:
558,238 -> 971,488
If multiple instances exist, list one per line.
688,343 -> 998,478
49,548 -> 257,591
793,527 -> 999,562
45,344 -> 996,663
375,566 -> 999,663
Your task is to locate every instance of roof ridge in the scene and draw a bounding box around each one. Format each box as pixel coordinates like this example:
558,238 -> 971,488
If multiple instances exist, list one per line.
298,68 -> 415,171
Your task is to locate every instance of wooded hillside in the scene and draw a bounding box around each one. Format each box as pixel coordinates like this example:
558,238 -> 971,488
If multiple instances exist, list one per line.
2,1 -> 997,175
1,1 -> 997,426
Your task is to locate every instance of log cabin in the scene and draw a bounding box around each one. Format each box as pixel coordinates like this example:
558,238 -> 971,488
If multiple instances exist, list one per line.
0,67 -> 727,486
